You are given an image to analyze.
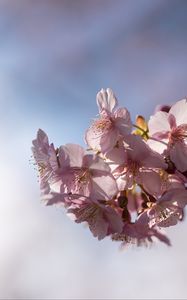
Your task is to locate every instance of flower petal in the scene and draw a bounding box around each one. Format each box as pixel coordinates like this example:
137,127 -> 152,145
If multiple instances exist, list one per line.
139,170 -> 163,197
141,150 -> 167,169
170,142 -> 187,172
91,173 -> 118,199
114,107 -> 132,135
59,144 -> 85,169
32,129 -> 49,150
85,125 -> 118,153
104,206 -> 123,234
169,99 -> 187,126
148,111 -> 170,136
96,88 -> 118,114
84,154 -> 110,172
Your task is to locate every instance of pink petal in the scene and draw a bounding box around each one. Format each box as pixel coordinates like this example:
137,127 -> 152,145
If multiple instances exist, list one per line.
125,135 -> 150,162
170,142 -> 187,172
105,140 -> 127,166
104,206 -> 123,234
124,135 -> 166,169
168,114 -> 177,129
85,126 -> 102,152
60,171 -> 91,197
48,144 -> 59,171
141,150 -> 167,169
96,88 -> 118,114
68,199 -> 109,240
33,129 -> 49,148
148,111 -> 170,136
153,230 -> 171,246
114,107 -> 132,135
32,129 -> 50,157
147,138 -> 167,154
139,170 -> 162,197
59,144 -> 84,169
155,212 -> 181,228
91,173 -> 118,199
115,176 -> 128,191
169,99 -> 187,126
84,154 -> 110,172
159,188 -> 187,208
90,212 -> 109,240
43,192 -> 68,206
99,129 -> 118,153
85,125 -> 118,153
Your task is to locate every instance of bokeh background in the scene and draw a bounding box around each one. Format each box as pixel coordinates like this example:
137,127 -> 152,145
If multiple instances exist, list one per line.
1,0 -> 187,299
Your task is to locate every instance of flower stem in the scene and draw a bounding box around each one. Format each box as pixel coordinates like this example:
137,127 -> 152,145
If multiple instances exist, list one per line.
132,124 -> 168,146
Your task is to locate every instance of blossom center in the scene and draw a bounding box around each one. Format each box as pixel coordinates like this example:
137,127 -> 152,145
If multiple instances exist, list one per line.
127,160 -> 139,175
72,168 -> 91,194
170,124 -> 187,144
76,169 -> 90,184
38,162 -> 46,176
93,117 -> 113,134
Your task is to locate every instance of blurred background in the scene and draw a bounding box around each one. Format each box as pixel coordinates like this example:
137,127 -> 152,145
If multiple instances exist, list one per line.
1,0 -> 187,299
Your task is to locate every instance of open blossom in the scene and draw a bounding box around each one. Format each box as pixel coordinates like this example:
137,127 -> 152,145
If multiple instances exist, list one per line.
148,99 -> 187,172
32,129 -> 59,191
32,88 -> 187,248
106,135 -> 167,196
112,212 -> 171,247
85,88 -> 132,154
67,195 -> 123,240
147,188 -> 187,227
57,143 -> 118,199
43,192 -> 123,240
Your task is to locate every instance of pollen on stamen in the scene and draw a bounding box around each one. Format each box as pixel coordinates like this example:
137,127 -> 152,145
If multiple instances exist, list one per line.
159,170 -> 170,191
76,204 -> 100,223
149,206 -> 178,227
170,125 -> 187,144
111,233 -> 149,248
128,160 -> 140,176
91,117 -> 113,138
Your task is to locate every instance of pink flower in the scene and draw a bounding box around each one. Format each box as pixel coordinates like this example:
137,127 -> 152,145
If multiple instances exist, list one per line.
57,143 -> 118,199
32,129 -> 59,191
147,188 -> 187,227
111,212 -> 171,247
85,88 -> 132,153
32,89 -> 187,248
106,135 -> 167,197
67,195 -> 123,240
148,99 -> 187,172
43,192 -> 123,240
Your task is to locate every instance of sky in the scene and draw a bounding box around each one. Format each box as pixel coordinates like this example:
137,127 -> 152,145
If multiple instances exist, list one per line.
1,0 -> 187,299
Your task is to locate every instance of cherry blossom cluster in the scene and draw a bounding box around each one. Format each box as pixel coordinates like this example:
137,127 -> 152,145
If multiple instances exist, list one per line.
32,88 -> 187,247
